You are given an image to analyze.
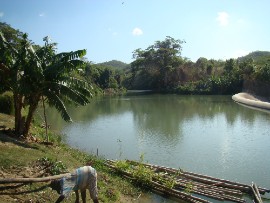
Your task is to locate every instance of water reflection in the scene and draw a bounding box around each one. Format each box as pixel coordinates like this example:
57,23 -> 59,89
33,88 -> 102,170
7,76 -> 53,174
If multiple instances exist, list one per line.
42,94 -> 270,191
43,94 -> 269,135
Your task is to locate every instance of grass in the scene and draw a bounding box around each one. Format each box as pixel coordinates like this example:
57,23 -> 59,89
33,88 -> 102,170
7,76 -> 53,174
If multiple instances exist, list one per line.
0,113 -> 145,202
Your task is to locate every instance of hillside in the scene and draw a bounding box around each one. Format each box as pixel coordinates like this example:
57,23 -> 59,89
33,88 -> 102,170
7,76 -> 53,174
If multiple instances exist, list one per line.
97,60 -> 130,70
238,51 -> 270,65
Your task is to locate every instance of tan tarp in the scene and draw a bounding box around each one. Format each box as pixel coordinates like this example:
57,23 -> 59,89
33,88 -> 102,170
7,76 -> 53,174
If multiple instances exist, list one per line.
232,92 -> 270,110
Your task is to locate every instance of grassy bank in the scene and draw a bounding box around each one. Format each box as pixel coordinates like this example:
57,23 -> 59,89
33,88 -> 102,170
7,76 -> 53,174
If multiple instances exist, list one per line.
0,113 -> 145,202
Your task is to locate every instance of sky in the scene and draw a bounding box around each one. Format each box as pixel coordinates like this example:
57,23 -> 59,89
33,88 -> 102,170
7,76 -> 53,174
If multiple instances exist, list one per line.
0,0 -> 270,64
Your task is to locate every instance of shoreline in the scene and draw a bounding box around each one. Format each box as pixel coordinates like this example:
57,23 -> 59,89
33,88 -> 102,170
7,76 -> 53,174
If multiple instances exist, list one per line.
232,92 -> 270,111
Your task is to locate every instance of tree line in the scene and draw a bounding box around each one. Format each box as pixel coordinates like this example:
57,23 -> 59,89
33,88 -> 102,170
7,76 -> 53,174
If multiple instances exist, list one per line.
1,22 -> 270,138
128,36 -> 270,95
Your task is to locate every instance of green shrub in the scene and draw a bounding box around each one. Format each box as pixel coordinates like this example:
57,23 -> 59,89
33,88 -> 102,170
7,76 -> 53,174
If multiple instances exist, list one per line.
0,91 -> 14,115
38,157 -> 68,175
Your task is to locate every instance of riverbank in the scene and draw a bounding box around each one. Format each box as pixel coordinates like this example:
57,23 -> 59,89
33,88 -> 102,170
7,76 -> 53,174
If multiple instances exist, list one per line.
0,113 -> 148,202
232,92 -> 270,111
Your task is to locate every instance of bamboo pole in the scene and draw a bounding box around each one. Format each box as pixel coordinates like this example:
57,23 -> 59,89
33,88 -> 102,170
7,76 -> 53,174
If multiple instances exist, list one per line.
0,173 -> 70,183
251,182 -> 263,203
150,180 -> 210,203
128,160 -> 269,194
158,172 -> 245,203
104,161 -> 210,203
107,160 -> 246,203
107,160 -> 270,203
156,173 -> 226,201
157,169 -> 242,196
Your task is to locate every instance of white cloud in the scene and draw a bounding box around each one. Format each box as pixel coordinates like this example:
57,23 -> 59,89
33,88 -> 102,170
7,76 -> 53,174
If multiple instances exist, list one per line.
132,27 -> 143,36
216,12 -> 229,26
0,12 -> 4,18
39,12 -> 45,17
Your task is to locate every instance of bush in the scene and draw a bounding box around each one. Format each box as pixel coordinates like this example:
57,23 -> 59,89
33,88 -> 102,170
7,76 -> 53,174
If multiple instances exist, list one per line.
0,91 -> 14,115
254,64 -> 270,82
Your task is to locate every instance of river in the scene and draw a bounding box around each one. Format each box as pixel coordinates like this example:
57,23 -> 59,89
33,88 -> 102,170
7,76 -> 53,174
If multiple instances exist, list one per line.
41,94 -> 270,202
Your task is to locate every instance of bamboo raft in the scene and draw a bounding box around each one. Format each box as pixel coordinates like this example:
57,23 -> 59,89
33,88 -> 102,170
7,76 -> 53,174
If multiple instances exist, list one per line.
105,160 -> 270,203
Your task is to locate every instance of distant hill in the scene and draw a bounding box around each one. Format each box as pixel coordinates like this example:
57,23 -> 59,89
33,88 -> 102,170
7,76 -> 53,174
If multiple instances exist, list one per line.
238,51 -> 270,65
97,60 -> 130,70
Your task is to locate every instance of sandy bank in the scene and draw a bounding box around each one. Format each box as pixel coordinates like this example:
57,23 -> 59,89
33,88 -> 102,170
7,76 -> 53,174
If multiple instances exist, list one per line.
232,92 -> 270,111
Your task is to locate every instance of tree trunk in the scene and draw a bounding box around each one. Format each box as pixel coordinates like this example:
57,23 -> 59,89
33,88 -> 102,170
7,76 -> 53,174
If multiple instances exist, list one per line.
42,96 -> 49,142
13,93 -> 23,136
23,99 -> 39,137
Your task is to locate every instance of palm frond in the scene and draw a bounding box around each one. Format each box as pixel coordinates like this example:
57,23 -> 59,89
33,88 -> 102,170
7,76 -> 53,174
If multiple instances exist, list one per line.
65,77 -> 92,97
44,59 -> 85,80
58,83 -> 90,105
45,91 -> 72,122
56,49 -> 86,61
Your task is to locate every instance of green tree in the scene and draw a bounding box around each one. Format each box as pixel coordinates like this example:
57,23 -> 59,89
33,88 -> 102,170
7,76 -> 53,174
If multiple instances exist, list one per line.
255,63 -> 270,82
224,59 -> 236,73
0,22 -> 23,46
238,58 -> 255,77
131,36 -> 185,89
0,32 -> 36,135
195,57 -> 208,71
0,32 -> 92,137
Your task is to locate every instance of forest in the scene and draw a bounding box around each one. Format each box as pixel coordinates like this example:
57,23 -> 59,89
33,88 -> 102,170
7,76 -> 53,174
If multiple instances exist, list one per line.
1,22 -> 270,96
1,21 -> 270,137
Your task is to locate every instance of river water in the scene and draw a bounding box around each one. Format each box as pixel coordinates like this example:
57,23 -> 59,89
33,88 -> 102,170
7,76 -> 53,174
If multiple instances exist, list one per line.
43,94 -> 270,202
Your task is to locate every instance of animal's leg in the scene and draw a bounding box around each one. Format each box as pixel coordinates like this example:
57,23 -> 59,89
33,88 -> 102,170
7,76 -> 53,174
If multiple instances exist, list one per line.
55,194 -> 65,203
75,190 -> 80,203
81,189 -> 86,203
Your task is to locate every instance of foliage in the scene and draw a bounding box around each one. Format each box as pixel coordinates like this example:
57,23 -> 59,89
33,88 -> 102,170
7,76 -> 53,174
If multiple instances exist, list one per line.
254,63 -> 270,82
238,58 -> 255,77
0,29 -> 92,137
131,36 -> 185,89
0,22 -> 24,47
84,62 -> 125,90
224,59 -> 236,73
97,60 -> 130,70
127,38 -> 269,94
0,91 -> 14,115
38,157 -> 68,175
132,163 -> 155,186
176,71 -> 243,95
184,182 -> 193,194
238,51 -> 270,66
112,153 -> 178,190
2,22 -> 270,101
115,160 -> 131,172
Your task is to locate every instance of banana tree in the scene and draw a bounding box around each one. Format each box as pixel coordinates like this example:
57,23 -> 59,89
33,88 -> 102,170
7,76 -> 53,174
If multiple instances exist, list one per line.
23,37 -> 92,137
0,32 -> 39,135
0,32 -> 92,137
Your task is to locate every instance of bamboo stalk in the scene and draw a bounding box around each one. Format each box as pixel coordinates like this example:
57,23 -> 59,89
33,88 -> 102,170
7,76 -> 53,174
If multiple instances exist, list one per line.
156,173 -> 226,201
173,177 -> 245,203
0,173 -> 70,183
150,180 -> 210,203
105,161 -> 210,203
142,162 -> 250,192
107,160 -> 269,203
251,182 -> 263,203
129,160 -> 269,194
158,169 -> 243,197
107,160 -> 245,203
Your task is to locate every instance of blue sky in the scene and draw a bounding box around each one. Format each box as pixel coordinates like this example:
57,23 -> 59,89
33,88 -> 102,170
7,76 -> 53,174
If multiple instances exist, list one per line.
1,0 -> 269,63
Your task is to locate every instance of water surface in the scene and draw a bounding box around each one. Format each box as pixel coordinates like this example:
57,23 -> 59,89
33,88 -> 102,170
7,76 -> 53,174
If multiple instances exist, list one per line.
43,94 -> 270,202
